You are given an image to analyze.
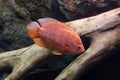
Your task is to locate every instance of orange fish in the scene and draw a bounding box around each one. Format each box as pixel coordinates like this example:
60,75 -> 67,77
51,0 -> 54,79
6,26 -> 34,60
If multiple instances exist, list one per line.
26,18 -> 85,55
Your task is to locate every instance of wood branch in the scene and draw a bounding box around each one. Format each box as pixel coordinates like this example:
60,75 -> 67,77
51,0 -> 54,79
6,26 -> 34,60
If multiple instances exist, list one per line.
0,44 -> 51,80
66,7 -> 120,35
0,8 -> 120,80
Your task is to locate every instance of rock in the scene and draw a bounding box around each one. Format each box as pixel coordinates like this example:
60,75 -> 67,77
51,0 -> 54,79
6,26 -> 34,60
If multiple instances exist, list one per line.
0,0 -> 53,52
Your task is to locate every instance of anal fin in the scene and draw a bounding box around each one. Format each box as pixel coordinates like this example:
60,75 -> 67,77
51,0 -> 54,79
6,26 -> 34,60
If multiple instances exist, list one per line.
53,51 -> 63,55
33,38 -> 46,47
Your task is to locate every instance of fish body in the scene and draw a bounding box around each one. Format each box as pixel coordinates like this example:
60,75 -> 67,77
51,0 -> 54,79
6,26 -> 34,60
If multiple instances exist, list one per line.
26,18 -> 85,55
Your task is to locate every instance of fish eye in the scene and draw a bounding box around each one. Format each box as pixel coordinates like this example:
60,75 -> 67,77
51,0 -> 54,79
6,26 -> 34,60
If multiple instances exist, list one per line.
77,46 -> 81,50
65,44 -> 69,49
77,46 -> 80,49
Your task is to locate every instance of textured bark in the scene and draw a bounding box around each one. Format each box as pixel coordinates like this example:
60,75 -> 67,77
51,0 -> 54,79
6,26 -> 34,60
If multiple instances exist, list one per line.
0,8 -> 120,80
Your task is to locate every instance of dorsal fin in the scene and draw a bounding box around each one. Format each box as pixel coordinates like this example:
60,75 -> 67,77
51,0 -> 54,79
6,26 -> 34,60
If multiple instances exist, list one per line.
38,18 -> 74,32
38,18 -> 58,27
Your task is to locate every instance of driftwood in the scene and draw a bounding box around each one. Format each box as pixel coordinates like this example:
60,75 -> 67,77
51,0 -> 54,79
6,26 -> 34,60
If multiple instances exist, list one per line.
55,23 -> 120,80
0,8 -> 120,80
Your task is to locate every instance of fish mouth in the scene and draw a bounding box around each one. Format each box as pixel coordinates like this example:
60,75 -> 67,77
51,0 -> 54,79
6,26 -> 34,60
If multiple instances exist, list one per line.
80,47 -> 85,53
74,47 -> 85,54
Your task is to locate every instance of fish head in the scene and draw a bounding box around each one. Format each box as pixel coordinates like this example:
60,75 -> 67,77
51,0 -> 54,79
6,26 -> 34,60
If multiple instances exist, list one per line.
64,33 -> 85,54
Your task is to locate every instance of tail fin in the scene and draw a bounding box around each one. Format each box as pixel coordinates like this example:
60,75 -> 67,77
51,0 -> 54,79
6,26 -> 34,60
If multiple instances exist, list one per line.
26,21 -> 41,38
